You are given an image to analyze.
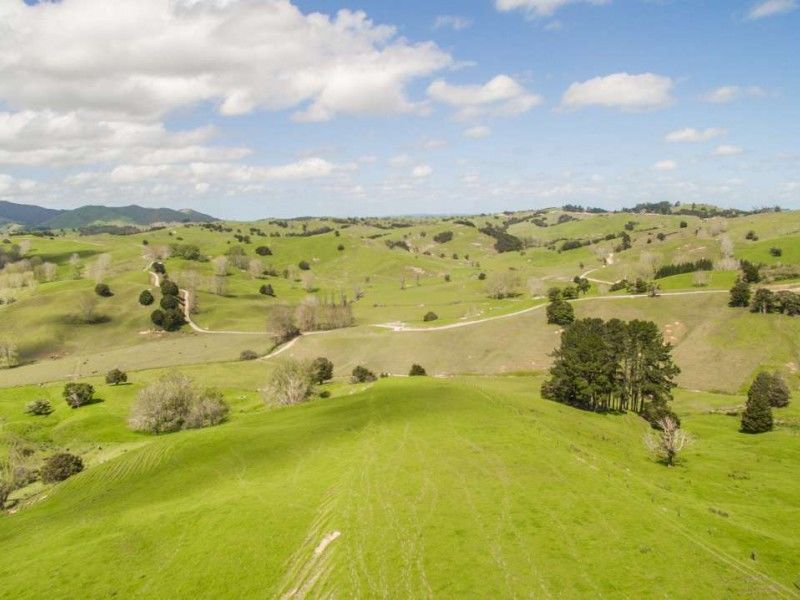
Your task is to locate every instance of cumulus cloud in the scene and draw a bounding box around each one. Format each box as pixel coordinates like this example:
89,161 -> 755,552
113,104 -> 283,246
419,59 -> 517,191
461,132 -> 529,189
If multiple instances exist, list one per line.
463,126 -> 492,139
665,127 -> 727,143
0,110 -> 249,166
427,75 -> 542,120
495,0 -> 610,18
653,160 -> 677,171
561,73 -> 674,111
712,145 -> 744,156
0,0 -> 452,121
701,85 -> 765,103
747,0 -> 798,19
433,15 -> 473,30
411,164 -> 433,178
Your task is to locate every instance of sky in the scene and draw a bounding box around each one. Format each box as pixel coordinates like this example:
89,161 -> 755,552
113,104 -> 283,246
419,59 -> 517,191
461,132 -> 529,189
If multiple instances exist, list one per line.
0,0 -> 798,219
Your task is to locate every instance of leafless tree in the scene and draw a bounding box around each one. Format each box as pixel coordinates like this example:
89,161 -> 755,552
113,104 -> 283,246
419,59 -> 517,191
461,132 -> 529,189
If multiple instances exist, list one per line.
77,293 -> 99,323
212,256 -> 229,277
248,258 -> 263,279
692,271 -> 711,287
0,336 -> 19,369
485,271 -> 521,299
263,359 -> 315,406
68,253 -> 83,279
644,417 -> 694,466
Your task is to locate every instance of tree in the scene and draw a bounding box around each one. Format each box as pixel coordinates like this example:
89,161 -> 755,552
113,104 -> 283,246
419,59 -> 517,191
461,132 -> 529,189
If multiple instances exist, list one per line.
740,260 -> 761,283
409,364 -> 427,376
644,417 -> 693,466
139,290 -> 154,306
485,271 -> 521,299
212,255 -> 229,277
310,357 -> 334,384
750,288 -> 776,314
741,373 -> 774,433
160,279 -> 179,297
264,359 -> 315,406
151,309 -> 165,327
76,293 -> 101,323
259,284 -> 275,297
546,299 -> 574,326
161,309 -> 185,331
573,277 -> 591,295
105,368 -> 128,385
351,365 -> 377,384
94,282 -> 112,297
0,336 -> 19,369
41,453 -> 84,483
255,246 -> 272,256
267,304 -> 299,344
128,372 -> 228,433
766,372 -> 790,408
423,311 -> 438,322
728,279 -> 751,307
63,382 -> 94,408
298,260 -> 311,270
160,294 -> 180,310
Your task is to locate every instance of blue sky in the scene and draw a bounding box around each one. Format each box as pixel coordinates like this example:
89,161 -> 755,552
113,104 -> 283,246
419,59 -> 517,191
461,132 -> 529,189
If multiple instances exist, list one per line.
0,0 -> 798,218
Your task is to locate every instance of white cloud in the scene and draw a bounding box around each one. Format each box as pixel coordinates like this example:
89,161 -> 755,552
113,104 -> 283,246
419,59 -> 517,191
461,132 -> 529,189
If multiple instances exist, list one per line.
411,164 -> 433,178
0,0 -> 452,122
433,15 -> 473,30
665,127 -> 727,143
747,0 -> 798,19
427,75 -> 542,120
495,0 -> 610,18
389,154 -> 412,167
702,85 -> 765,103
422,138 -> 448,149
653,160 -> 677,171
463,125 -> 492,139
561,73 -> 674,111
712,145 -> 744,156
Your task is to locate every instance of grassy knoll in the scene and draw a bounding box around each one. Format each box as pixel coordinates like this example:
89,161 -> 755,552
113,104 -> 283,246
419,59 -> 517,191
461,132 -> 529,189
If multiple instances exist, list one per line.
0,375 -> 798,598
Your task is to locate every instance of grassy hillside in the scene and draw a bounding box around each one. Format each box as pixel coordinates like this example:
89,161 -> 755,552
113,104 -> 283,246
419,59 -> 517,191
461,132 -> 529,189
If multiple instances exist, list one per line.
0,375 -> 798,598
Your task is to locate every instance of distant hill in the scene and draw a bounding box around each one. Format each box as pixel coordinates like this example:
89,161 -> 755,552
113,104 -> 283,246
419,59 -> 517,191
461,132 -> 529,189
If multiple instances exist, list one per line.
0,201 -> 216,228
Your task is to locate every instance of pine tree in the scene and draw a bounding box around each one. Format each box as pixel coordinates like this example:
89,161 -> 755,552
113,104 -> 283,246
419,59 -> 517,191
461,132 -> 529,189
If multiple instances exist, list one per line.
728,279 -> 751,307
767,372 -> 790,408
741,373 -> 774,433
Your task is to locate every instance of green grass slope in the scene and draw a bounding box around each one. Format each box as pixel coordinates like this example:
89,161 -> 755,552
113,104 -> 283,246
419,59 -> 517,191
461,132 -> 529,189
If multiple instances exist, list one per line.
1,376 -> 798,598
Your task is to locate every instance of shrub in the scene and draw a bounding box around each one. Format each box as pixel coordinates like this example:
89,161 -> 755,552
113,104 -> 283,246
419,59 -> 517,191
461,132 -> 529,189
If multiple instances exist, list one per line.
160,294 -> 180,310
478,272 -> 486,281
423,311 -> 438,322
255,246 -> 272,256
298,260 -> 310,270
769,247 -> 783,257
105,368 -> 128,385
25,399 -> 53,416
679,221 -> 688,228
259,284 -> 275,297
745,230 -> 758,241
161,309 -> 185,331
264,359 -> 315,406
351,365 -> 377,384
409,364 -> 427,376
319,390 -> 331,399
63,383 -> 94,408
128,372 -> 228,433
546,299 -> 574,326
94,283 -> 112,297
239,350 -> 258,361
433,231 -> 453,243
160,279 -> 179,296
41,453 -> 84,483
151,261 -> 166,274
311,357 -> 334,384
139,290 -> 154,306
337,244 -> 345,251
741,373 -> 774,433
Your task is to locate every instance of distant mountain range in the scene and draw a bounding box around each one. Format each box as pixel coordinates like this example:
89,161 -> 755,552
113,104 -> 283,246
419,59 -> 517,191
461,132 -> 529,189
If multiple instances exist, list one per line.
0,201 -> 217,229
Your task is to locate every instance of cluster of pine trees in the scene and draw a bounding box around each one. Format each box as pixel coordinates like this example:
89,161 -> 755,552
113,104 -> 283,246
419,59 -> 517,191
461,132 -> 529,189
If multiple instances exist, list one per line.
542,318 -> 680,422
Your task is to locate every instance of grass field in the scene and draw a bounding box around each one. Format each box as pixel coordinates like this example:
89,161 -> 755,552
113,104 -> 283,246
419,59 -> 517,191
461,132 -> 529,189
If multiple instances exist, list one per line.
0,375 -> 798,598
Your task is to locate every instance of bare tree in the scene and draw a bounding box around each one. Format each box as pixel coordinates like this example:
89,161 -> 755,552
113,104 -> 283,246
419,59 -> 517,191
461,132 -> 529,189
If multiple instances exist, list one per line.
692,271 -> 711,287
68,253 -> 83,279
527,277 -> 545,298
77,293 -> 99,323
485,271 -> 521,299
212,256 -> 229,277
263,359 -> 315,406
87,253 -> 112,283
644,417 -> 694,466
301,272 -> 316,292
719,235 -> 734,258
35,262 -> 57,283
267,304 -> 299,344
17,239 -> 31,256
248,258 -> 263,279
0,336 -> 19,369
210,275 -> 227,296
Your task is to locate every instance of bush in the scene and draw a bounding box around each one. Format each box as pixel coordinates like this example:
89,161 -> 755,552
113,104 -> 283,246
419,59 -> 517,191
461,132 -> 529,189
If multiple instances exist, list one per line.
546,299 -> 574,326
25,399 -> 53,416
679,221 -> 688,228
63,382 -> 94,408
151,261 -> 166,274
41,453 -> 84,483
160,294 -> 180,310
745,230 -> 758,241
259,284 -> 275,297
94,283 -> 112,297
423,311 -> 438,322
239,350 -> 258,361
409,364 -> 427,376
478,272 -> 486,281
128,372 -> 228,434
319,390 -> 331,399
255,246 -> 272,256
151,309 -> 165,327
298,260 -> 310,270
160,279 -> 179,297
311,357 -> 334,384
105,368 -> 128,385
769,247 -> 783,257
351,365 -> 377,384
139,290 -> 154,306
337,244 -> 345,251
433,231 -> 453,243
161,309 -> 185,331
